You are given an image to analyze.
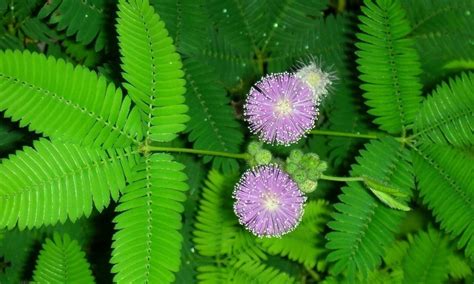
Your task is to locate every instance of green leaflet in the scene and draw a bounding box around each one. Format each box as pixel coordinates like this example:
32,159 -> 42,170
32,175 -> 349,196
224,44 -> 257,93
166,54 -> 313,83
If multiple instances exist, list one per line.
0,139 -> 139,229
111,153 -> 189,283
33,233 -> 95,283
0,50 -> 143,149
117,0 -> 189,142
356,0 -> 423,134
413,72 -> 474,147
412,142 -> 474,259
326,138 -> 414,279
183,58 -> 244,174
363,176 -> 411,211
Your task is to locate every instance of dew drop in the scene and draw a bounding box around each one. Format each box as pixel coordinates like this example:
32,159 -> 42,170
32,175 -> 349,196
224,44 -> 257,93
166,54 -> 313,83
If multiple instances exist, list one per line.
263,33 -> 267,37
466,10 -> 471,16
85,14 -> 89,18
190,247 -> 195,253
304,45 -> 309,50
222,8 -> 227,13
273,22 -> 278,28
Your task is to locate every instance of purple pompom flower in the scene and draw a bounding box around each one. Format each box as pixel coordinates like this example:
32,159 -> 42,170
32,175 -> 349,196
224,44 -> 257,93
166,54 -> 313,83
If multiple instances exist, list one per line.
244,72 -> 317,145
233,165 -> 306,237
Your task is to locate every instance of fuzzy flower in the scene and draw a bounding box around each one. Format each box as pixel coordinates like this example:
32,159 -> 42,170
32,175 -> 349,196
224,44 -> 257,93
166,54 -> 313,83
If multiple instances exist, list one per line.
244,72 -> 317,145
233,165 -> 306,237
295,62 -> 334,103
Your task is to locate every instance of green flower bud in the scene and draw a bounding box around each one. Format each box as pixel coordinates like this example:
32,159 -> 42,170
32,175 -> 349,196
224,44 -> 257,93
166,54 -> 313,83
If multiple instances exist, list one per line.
247,141 -> 262,155
307,170 -> 321,181
300,179 -> 318,193
285,162 -> 299,174
293,170 -> 307,184
316,161 -> 328,173
255,149 -> 272,165
288,149 -> 304,163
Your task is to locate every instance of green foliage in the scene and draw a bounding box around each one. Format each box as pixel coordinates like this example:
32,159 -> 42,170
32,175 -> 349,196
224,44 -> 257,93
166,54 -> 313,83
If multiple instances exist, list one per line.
197,259 -> 296,284
356,0 -> 422,134
33,233 -> 94,283
0,139 -> 138,229
326,138 -> 414,279
111,153 -> 189,283
38,0 -> 108,51
258,200 -> 331,268
413,72 -> 474,147
0,0 -> 473,282
401,228 -> 450,284
0,50 -> 143,148
0,119 -> 23,155
0,218 -> 93,282
401,0 -> 474,85
193,170 -> 299,283
183,58 -> 243,174
412,143 -> 474,259
117,0 -> 188,142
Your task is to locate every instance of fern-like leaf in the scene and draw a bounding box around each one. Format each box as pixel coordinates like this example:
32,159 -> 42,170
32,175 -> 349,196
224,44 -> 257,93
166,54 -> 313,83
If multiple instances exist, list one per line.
402,228 -> 451,284
356,0 -> 422,134
411,142 -> 474,259
149,0 -> 210,54
326,138 -> 414,279
197,258 -> 295,284
401,0 -> 474,85
184,58 -> 244,174
0,139 -> 138,229
33,233 -> 94,283
117,0 -> 188,142
0,50 -> 143,148
258,200 -> 331,268
111,153 -> 188,283
447,254 -> 473,280
413,72 -> 474,147
39,0 -> 108,51
258,0 -> 329,53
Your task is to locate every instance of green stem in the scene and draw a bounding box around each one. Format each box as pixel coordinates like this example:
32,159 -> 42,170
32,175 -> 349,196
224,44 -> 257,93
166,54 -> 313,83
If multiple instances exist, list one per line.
146,146 -> 251,160
304,266 -> 320,281
320,174 -> 364,182
310,130 -> 380,139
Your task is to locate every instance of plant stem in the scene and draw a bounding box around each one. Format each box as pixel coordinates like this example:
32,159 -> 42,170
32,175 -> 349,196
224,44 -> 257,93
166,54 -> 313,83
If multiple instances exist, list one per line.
310,129 -> 380,139
304,266 -> 320,281
146,146 -> 251,160
320,174 -> 364,182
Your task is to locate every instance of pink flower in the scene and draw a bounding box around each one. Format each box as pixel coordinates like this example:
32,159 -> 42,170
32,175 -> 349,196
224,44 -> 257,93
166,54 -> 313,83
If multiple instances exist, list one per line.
233,165 -> 306,237
244,73 -> 317,145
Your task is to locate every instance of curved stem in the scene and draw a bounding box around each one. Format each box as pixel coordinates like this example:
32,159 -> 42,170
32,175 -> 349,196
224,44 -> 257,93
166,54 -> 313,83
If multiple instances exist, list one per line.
146,146 -> 251,160
304,266 -> 320,281
310,130 -> 380,139
320,174 -> 364,182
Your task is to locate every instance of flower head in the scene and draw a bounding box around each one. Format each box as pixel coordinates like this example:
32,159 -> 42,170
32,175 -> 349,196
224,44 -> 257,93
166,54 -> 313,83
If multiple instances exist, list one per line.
233,165 -> 306,237
244,72 -> 317,145
295,62 -> 334,103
